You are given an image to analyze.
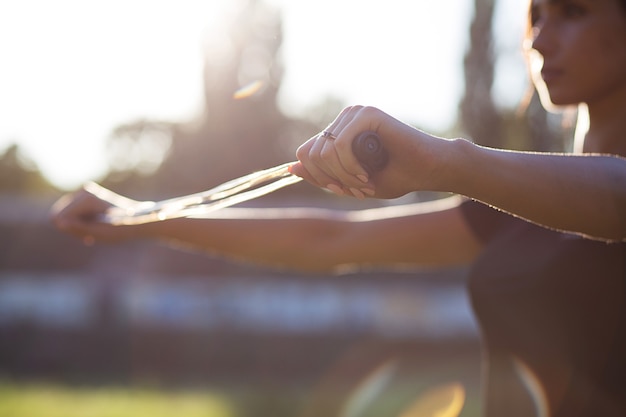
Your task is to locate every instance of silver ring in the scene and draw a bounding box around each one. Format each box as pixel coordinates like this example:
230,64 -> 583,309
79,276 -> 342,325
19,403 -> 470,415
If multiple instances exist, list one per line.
322,130 -> 337,140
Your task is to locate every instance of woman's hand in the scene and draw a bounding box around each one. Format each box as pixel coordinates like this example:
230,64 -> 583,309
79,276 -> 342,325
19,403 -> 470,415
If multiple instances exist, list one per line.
290,106 -> 448,199
50,183 -> 146,244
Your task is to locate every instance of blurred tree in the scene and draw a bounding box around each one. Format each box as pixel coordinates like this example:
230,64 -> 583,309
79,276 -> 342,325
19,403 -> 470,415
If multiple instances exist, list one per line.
460,0 -> 503,148
0,143 -> 56,194
102,119 -> 177,196
158,0 -> 292,194
104,0 -> 323,199
460,0 -> 569,152
106,120 -> 174,177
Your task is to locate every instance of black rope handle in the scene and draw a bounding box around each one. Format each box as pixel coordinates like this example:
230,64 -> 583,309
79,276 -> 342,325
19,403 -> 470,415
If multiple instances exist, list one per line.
352,131 -> 389,174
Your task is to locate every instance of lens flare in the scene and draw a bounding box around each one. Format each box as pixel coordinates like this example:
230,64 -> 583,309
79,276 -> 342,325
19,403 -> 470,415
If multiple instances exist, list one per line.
340,360 -> 398,417
513,357 -> 549,417
233,80 -> 264,99
397,382 -> 465,417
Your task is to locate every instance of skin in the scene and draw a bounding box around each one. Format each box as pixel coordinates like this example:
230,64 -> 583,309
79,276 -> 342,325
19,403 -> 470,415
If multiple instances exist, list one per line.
52,0 -> 626,276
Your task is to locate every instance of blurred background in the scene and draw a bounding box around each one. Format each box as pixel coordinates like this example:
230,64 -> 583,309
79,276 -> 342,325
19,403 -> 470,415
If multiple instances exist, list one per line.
0,0 -> 575,416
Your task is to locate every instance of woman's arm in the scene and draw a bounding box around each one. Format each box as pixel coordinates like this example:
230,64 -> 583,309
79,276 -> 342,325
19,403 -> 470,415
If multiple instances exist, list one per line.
445,140 -> 626,242
50,188 -> 482,273
146,196 -> 481,272
293,106 -> 626,242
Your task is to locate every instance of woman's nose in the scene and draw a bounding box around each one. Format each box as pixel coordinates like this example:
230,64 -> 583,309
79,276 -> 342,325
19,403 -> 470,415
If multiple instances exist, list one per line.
531,20 -> 558,58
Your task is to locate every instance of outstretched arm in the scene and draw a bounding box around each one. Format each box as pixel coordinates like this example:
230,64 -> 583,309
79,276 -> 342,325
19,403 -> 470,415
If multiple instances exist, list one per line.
293,106 -> 626,242
50,187 -> 481,273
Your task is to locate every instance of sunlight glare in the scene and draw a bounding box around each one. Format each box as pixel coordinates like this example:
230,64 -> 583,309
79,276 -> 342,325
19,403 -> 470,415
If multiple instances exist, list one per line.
340,360 -> 398,417
397,382 -> 465,417
233,80 -> 265,100
1,0 -> 527,190
513,357 -> 549,417
0,0 -> 231,190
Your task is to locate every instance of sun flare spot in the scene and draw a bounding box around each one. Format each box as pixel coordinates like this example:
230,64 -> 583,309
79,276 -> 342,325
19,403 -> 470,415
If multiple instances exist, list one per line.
233,80 -> 264,100
398,382 -> 466,417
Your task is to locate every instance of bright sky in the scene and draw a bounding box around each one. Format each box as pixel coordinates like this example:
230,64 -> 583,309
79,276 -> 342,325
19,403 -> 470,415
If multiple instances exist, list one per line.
0,0 -> 529,190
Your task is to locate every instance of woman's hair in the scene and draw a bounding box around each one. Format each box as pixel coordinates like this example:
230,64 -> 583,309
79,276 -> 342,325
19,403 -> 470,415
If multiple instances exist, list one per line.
526,0 -> 626,36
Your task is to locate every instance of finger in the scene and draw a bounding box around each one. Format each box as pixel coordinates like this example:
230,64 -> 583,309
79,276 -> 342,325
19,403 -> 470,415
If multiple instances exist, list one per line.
334,107 -> 378,183
296,136 -> 344,193
323,106 -> 355,136
51,189 -> 110,233
288,162 -> 312,182
314,138 -> 371,199
319,133 -> 345,178
323,109 -> 378,195
315,107 -> 361,181
296,106 -> 378,198
303,108 -> 378,198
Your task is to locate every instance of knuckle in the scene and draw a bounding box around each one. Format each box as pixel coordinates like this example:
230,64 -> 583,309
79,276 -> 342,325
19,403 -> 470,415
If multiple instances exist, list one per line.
359,105 -> 378,118
295,145 -> 307,160
310,150 -> 324,164
319,147 -> 334,159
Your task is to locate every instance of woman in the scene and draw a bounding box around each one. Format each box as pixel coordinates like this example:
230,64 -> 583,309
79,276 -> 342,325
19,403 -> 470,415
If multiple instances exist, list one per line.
52,0 -> 626,415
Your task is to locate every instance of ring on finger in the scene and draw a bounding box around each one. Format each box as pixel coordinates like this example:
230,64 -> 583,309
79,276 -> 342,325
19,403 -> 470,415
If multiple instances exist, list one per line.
321,130 -> 337,140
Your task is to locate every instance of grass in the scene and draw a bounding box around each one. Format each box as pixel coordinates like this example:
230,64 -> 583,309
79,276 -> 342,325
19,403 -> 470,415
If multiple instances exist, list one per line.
0,379 -> 481,417
0,383 -> 234,417
0,355 -> 482,417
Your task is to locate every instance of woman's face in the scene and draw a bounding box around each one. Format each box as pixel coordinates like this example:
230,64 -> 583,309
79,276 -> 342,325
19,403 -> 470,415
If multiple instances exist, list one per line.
528,0 -> 626,107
